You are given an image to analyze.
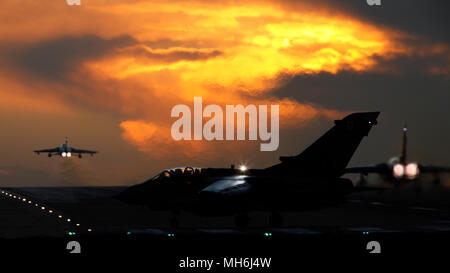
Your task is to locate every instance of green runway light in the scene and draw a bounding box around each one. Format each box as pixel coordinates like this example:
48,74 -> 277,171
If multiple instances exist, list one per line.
264,232 -> 272,237
127,232 -> 131,235
167,233 -> 175,237
68,232 -> 76,236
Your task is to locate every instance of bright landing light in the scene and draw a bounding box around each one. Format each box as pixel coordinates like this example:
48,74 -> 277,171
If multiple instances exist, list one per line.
392,163 -> 405,179
405,163 -> 419,179
61,152 -> 67,157
240,165 -> 247,172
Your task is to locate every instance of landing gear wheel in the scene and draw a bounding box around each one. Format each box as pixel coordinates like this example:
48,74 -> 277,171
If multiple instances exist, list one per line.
235,213 -> 249,229
269,212 -> 283,227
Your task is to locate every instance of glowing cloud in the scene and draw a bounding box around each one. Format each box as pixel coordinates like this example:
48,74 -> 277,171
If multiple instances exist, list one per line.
0,0 -> 424,159
88,1 -> 396,157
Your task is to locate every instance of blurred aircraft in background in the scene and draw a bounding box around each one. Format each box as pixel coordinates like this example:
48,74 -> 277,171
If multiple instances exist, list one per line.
344,123 -> 450,187
34,138 -> 97,158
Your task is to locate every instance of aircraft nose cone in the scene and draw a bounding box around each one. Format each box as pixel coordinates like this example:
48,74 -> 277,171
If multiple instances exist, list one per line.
115,184 -> 148,204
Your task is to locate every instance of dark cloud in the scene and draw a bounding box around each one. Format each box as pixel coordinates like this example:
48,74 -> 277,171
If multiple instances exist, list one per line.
1,35 -> 137,82
272,54 -> 449,112
294,0 -> 450,43
0,35 -> 223,83
143,39 -> 220,49
125,46 -> 223,63
271,54 -> 450,164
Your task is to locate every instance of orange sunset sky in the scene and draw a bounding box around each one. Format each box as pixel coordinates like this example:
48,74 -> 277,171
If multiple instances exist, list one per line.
0,0 -> 449,186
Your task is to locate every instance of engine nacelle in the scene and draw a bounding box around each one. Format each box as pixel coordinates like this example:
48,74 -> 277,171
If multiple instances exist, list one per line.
48,153 -> 52,157
78,154 -> 82,158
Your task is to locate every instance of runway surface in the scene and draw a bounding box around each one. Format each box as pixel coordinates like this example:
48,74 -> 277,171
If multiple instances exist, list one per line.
0,184 -> 449,258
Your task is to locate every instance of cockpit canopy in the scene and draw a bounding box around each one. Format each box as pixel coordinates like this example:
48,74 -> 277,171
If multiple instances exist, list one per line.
147,166 -> 202,183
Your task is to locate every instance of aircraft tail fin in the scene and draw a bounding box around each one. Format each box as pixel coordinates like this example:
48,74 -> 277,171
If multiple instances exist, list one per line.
399,123 -> 407,165
266,112 -> 380,178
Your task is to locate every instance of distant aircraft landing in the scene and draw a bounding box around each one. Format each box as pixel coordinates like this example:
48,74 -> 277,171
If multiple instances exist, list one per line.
34,138 -> 97,158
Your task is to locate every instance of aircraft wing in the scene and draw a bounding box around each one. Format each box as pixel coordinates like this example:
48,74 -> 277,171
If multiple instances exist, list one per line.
419,165 -> 450,173
200,178 -> 252,196
70,148 -> 97,155
34,148 -> 59,154
343,164 -> 389,175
